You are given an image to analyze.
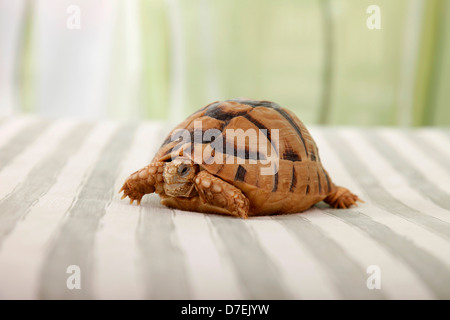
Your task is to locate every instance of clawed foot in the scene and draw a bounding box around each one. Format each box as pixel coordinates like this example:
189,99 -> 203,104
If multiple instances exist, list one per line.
325,186 -> 363,209
119,162 -> 166,205
119,182 -> 144,205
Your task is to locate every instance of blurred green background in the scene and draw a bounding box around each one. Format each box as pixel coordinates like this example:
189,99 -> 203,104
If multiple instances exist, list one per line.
1,0 -> 449,126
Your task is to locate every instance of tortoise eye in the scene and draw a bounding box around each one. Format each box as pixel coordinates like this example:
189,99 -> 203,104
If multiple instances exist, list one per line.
178,164 -> 190,176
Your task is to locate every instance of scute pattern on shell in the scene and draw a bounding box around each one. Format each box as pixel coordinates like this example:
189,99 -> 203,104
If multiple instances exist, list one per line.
152,99 -> 338,215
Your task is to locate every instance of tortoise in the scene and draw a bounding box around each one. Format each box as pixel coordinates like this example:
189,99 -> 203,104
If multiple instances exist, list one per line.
120,99 -> 361,218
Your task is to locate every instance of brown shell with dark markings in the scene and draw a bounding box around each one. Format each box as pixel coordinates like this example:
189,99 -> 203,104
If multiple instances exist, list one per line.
152,99 -> 347,216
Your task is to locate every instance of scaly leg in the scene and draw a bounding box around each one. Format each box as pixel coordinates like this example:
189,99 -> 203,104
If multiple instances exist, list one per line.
119,162 -> 165,205
194,171 -> 250,218
324,185 -> 363,209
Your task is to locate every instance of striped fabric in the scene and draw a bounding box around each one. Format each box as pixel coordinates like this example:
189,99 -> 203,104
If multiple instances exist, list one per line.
0,116 -> 449,300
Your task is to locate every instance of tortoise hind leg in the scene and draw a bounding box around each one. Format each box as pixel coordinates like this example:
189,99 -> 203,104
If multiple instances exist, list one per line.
120,162 -> 165,205
324,186 -> 362,209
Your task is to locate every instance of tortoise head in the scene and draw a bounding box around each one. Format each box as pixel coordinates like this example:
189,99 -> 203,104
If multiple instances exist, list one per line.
163,157 -> 200,197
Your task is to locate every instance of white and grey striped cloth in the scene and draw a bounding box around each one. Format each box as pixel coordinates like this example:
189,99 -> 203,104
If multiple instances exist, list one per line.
0,116 -> 449,300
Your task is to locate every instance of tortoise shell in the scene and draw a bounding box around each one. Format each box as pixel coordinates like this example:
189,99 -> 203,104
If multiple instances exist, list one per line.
152,98 -> 340,216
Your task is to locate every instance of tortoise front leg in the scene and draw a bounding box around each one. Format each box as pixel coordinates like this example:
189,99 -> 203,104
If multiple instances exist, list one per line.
119,162 -> 165,205
194,171 -> 250,218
